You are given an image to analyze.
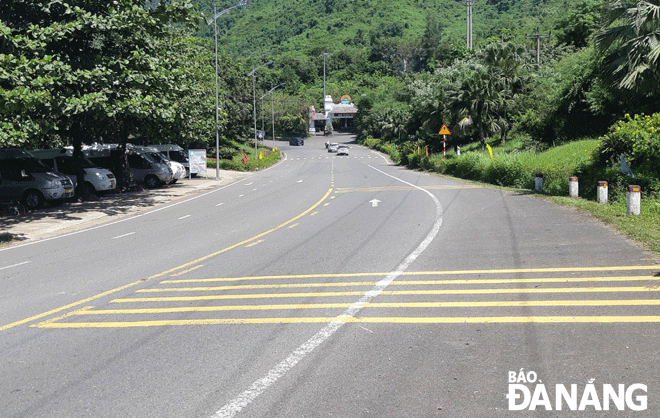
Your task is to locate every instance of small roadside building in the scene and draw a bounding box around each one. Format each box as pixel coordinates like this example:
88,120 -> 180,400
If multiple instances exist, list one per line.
310,95 -> 358,133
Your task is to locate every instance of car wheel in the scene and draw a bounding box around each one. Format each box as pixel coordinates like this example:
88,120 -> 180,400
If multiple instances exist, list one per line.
22,190 -> 44,209
144,175 -> 160,188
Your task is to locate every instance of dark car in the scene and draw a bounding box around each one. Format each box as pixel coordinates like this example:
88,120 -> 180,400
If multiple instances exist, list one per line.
289,138 -> 304,146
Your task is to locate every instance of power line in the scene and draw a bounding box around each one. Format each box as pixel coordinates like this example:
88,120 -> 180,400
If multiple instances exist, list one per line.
525,27 -> 550,67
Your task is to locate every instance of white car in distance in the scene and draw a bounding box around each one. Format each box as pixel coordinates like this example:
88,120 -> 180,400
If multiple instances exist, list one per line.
336,145 -> 349,156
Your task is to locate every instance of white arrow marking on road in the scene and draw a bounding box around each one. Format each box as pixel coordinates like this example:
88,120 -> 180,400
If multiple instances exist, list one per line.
370,199 -> 381,207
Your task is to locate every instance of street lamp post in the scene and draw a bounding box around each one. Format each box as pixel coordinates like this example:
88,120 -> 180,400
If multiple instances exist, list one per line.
261,82 -> 285,149
208,1 -> 249,180
320,53 -> 329,113
249,61 -> 272,160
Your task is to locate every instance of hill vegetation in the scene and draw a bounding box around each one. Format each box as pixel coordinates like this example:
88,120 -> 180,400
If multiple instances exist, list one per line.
1,0 -> 658,199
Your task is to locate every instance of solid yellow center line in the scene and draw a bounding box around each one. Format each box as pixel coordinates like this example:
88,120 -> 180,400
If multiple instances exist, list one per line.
159,276 -> 660,287
60,299 -> 660,315
33,315 -> 660,328
113,286 -> 660,302
160,266 -> 659,283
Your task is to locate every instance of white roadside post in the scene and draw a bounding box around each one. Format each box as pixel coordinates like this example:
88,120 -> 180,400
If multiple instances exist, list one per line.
535,173 -> 543,193
568,176 -> 578,198
627,185 -> 641,215
597,181 -> 608,204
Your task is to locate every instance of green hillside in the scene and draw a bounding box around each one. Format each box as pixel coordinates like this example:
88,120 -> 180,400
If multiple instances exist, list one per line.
195,0 -> 571,57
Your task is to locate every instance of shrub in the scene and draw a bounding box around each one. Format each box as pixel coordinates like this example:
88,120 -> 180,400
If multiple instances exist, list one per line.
597,113 -> 660,178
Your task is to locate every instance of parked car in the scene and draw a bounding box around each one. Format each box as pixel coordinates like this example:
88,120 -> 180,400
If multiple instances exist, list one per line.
147,144 -> 191,176
289,138 -> 304,146
135,146 -> 186,184
0,148 -> 74,209
337,145 -> 350,156
30,149 -> 116,195
328,143 -> 339,152
83,144 -> 173,188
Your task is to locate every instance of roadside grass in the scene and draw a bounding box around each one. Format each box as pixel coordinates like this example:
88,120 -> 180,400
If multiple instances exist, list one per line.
361,136 -> 660,254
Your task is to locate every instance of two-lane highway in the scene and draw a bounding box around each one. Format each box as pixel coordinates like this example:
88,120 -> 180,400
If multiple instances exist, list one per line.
1,133 -> 659,417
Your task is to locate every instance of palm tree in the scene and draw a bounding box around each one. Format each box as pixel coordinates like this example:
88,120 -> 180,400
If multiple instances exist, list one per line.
447,64 -> 502,150
595,0 -> 660,92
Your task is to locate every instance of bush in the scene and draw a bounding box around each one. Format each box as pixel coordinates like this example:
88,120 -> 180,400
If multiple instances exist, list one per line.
598,113 -> 660,178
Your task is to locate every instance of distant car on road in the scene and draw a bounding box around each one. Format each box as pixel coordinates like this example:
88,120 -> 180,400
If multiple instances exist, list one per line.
289,138 -> 304,146
337,145 -> 349,156
328,143 -> 339,153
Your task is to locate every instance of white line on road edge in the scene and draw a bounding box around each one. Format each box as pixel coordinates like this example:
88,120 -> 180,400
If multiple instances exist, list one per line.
211,165 -> 444,418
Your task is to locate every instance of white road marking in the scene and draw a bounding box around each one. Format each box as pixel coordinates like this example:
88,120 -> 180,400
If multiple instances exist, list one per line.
0,261 -> 31,271
370,199 -> 381,208
178,215 -> 191,220
211,165 -> 444,418
112,232 -> 135,240
216,203 -> 224,207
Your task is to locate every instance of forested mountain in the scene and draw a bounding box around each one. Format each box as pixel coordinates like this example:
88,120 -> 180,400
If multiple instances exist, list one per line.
2,0 -> 659,171
195,0 -> 569,58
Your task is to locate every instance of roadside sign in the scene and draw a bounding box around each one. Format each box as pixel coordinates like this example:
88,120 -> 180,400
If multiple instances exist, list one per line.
189,149 -> 207,177
438,124 -> 451,135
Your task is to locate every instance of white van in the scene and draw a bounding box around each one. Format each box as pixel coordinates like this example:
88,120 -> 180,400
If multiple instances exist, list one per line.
148,144 -> 190,176
30,149 -> 116,195
83,144 -> 173,188
135,146 -> 186,184
0,148 -> 74,209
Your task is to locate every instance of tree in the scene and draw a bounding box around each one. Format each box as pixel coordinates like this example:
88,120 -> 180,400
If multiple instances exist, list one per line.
447,64 -> 502,149
595,0 -> 660,92
0,0 -> 202,148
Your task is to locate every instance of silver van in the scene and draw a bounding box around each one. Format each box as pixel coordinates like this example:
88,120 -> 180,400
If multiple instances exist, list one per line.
148,144 -> 191,176
135,146 -> 186,184
83,145 -> 173,188
0,148 -> 74,209
30,149 -> 116,195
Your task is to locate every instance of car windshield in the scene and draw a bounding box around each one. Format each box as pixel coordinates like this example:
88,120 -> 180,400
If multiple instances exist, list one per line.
0,149 -> 51,172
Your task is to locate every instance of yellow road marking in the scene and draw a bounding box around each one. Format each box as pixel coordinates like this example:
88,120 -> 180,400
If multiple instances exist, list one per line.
245,240 -> 264,248
113,286 -> 660,302
170,265 -> 204,277
32,315 -> 660,329
56,299 -> 660,316
0,282 -> 143,332
1,188 -> 334,332
310,211 -> 319,216
144,188 -> 333,280
335,184 -> 482,193
160,266 -> 659,283
288,223 -> 299,229
159,276 -> 660,287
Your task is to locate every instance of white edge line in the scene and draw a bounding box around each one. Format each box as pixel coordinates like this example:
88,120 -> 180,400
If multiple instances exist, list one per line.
0,178 -> 248,252
211,165 -> 444,418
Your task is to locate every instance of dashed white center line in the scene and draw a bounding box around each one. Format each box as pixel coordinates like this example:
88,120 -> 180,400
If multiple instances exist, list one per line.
0,261 -> 31,271
178,215 -> 191,220
112,232 -> 135,240
216,203 -> 225,207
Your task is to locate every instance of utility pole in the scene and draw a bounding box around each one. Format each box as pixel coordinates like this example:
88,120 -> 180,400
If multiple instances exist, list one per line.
462,0 -> 477,50
525,27 -> 550,67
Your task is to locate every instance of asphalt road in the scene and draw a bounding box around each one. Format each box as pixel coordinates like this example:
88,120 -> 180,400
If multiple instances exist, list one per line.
1,133 -> 659,418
